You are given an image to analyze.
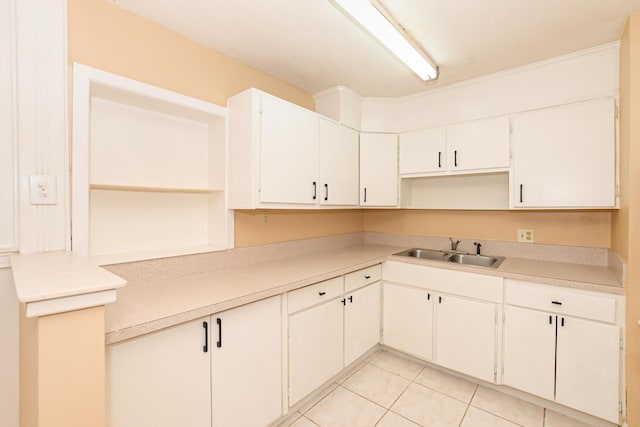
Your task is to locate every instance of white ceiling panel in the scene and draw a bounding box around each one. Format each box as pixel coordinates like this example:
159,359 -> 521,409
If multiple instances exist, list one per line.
112,0 -> 640,97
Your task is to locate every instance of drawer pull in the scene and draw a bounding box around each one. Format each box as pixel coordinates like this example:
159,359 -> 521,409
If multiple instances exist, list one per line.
318,291 -> 326,296
551,301 -> 563,305
561,317 -> 565,327
341,298 -> 346,306
364,275 -> 371,279
427,293 -> 431,301
549,315 -> 552,325
348,295 -> 353,303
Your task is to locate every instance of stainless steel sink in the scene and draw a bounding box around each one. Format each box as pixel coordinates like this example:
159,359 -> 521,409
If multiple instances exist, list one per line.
446,253 -> 505,268
394,248 -> 450,261
393,248 -> 505,269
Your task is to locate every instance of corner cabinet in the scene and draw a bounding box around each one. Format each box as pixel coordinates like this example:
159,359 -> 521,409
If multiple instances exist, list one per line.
511,98 -> 617,209
360,133 -> 398,207
107,296 -> 283,427
72,64 -> 231,264
227,88 -> 359,209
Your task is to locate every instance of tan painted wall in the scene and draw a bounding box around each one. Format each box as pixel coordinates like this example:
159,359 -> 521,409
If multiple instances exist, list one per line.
20,306 -> 105,427
614,12 -> 640,427
67,0 -> 314,110
364,210 -> 611,248
234,210 -> 364,247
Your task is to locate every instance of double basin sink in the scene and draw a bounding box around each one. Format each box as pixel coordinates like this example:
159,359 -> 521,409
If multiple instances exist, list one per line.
394,248 -> 505,269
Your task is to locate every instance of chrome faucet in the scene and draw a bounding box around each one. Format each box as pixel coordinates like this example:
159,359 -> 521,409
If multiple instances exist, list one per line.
449,237 -> 461,251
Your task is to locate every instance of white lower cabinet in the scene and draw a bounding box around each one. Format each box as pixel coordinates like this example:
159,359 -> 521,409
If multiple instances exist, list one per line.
107,296 -> 282,427
344,282 -> 382,366
288,296 -> 344,406
503,280 -> 621,423
382,283 -> 434,360
435,294 -> 497,383
107,318 -> 211,427
211,295 -> 282,427
288,266 -> 382,406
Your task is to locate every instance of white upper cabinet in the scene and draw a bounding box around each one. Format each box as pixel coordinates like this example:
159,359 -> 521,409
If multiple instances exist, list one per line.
360,132 -> 398,207
448,116 -> 511,172
319,119 -> 359,206
399,116 -> 510,177
511,98 -> 616,208
228,89 -> 360,209
260,94 -> 319,204
399,127 -> 447,175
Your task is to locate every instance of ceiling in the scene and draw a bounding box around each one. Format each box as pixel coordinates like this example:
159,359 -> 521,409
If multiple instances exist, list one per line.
112,0 -> 640,97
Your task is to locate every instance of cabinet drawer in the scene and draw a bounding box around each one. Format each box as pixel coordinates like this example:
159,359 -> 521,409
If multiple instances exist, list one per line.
345,264 -> 381,293
288,277 -> 344,313
505,280 -> 616,323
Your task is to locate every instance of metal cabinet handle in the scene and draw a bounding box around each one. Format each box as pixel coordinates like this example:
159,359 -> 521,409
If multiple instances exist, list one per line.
318,291 -> 326,296
216,318 -> 222,348
203,321 -> 209,353
324,183 -> 328,201
438,151 -> 442,168
348,295 -> 353,303
551,301 -> 562,305
312,182 -> 317,200
364,275 -> 371,279
519,184 -> 523,203
363,187 -> 367,203
438,296 -> 442,304
341,298 -> 346,306
549,315 -> 552,325
427,293 -> 431,301
454,150 -> 458,167
561,317 -> 565,327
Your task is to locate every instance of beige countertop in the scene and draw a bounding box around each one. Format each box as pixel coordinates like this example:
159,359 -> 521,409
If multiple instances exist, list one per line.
106,244 -> 623,344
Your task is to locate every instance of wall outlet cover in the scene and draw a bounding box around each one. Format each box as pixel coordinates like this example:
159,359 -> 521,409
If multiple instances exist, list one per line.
29,175 -> 57,205
517,228 -> 534,243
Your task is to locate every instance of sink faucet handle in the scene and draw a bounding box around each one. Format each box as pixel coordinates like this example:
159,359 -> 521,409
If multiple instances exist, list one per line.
474,242 -> 482,255
449,237 -> 461,251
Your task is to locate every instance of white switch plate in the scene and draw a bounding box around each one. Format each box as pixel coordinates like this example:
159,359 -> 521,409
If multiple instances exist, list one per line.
517,228 -> 534,243
29,175 -> 57,205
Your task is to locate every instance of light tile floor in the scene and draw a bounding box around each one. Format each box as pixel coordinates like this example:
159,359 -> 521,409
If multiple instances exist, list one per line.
280,350 -> 593,427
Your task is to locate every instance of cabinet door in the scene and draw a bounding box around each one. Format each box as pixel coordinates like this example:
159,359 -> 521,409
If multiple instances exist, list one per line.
399,127 -> 447,175
435,294 -> 497,383
502,306 -> 556,401
260,94 -> 319,204
319,119 -> 359,206
556,316 -> 620,423
344,282 -> 381,366
107,318 -> 211,427
289,298 -> 344,405
382,283 -> 433,360
447,116 -> 510,172
360,133 -> 398,206
512,98 -> 615,208
211,296 -> 282,427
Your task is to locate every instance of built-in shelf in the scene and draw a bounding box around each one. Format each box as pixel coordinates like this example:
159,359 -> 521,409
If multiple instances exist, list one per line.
89,184 -> 224,194
400,172 -> 510,210
72,64 -> 232,263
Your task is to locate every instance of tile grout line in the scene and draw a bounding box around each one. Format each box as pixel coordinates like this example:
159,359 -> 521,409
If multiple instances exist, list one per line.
457,386 -> 479,427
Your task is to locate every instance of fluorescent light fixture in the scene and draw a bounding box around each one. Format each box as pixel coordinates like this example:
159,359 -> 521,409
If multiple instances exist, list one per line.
332,0 -> 438,81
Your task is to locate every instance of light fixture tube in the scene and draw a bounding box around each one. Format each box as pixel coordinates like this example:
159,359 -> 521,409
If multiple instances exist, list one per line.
332,0 -> 438,81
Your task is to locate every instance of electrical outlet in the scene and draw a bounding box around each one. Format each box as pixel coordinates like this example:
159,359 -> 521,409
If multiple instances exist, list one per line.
517,228 -> 534,243
29,175 -> 57,205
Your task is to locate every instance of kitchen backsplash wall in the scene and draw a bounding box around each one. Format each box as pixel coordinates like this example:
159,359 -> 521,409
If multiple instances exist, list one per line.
233,209 -> 611,249
364,209 -> 611,248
